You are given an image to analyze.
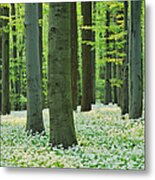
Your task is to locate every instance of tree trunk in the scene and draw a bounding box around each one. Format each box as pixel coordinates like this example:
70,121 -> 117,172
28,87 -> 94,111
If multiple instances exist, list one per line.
25,3 -> 44,134
112,63 -> 117,104
0,8 -> 2,113
104,8 -> 112,105
38,3 -> 44,109
116,64 -> 122,107
2,6 -> 10,115
81,2 -> 92,111
121,1 -> 129,115
48,3 -> 77,148
11,3 -> 20,111
91,1 -> 96,104
71,2 -> 78,111
129,1 -> 143,119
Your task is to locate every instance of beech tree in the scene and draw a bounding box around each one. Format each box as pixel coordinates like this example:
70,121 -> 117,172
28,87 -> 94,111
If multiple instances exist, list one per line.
11,3 -> 20,110
81,2 -> 92,111
0,7 -> 2,113
91,1 -> 96,104
104,7 -> 112,105
71,2 -> 78,111
38,3 -> 44,108
48,3 -> 77,148
25,3 -> 44,134
129,1 -> 143,119
2,6 -> 10,115
121,1 -> 129,115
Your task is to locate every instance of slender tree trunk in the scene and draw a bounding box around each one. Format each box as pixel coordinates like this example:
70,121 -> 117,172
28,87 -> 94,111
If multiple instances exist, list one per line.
116,64 -> 122,107
25,3 -> 44,134
81,2 -> 92,111
48,3 -> 77,148
115,9 -> 124,107
121,1 -> 129,115
11,3 -> 20,111
71,2 -> 78,111
112,63 -> 117,104
38,3 -> 43,80
18,35 -> 24,110
2,6 -> 10,115
91,1 -> 96,104
38,3 -> 44,109
0,8 -> 2,113
129,1 -> 143,119
104,8 -> 112,105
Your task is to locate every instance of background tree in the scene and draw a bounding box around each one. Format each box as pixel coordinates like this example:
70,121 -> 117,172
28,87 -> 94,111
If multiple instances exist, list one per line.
38,3 -> 44,108
81,2 -> 92,111
121,1 -> 129,115
25,3 -> 45,134
71,2 -> 78,111
2,6 -> 10,115
0,7 -> 2,113
11,3 -> 20,110
129,0 -> 143,119
104,6 -> 112,105
91,1 -> 96,104
48,3 -> 77,148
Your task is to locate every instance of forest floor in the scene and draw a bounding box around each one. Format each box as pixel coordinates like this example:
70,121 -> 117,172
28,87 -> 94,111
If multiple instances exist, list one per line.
1,104 -> 145,170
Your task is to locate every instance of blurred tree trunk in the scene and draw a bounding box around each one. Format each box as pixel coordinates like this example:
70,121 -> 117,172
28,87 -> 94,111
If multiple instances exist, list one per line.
91,1 -> 96,104
116,64 -> 122,107
2,6 -> 10,115
11,3 -> 20,111
71,2 -> 78,111
38,3 -> 44,109
81,2 -> 92,111
25,3 -> 44,134
121,1 -> 129,115
129,1 -> 143,119
112,63 -> 117,104
104,7 -> 112,105
48,3 -> 77,148
0,7 -> 2,113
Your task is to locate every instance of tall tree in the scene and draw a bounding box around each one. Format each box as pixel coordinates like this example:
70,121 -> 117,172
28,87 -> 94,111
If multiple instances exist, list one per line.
91,1 -> 96,104
115,8 -> 124,108
81,2 -> 92,111
121,1 -> 129,115
2,6 -> 10,115
112,62 -> 117,104
38,3 -> 44,109
25,3 -> 44,134
116,64 -> 122,107
104,7 -> 112,105
71,2 -> 78,111
38,3 -> 43,80
0,7 -> 2,113
48,3 -> 77,148
11,3 -> 20,110
129,1 -> 143,119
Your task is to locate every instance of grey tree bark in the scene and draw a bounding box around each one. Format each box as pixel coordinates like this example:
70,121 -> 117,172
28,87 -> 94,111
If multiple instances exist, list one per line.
121,1 -> 129,115
81,2 -> 92,111
71,2 -> 78,111
11,3 -> 20,111
104,8 -> 112,105
25,3 -> 45,134
2,6 -> 10,115
48,3 -> 77,148
38,3 -> 44,109
91,1 -> 96,104
129,1 -> 143,119
0,7 -> 2,113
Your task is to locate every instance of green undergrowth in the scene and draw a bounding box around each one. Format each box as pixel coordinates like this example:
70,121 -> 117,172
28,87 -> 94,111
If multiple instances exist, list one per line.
0,105 -> 145,170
